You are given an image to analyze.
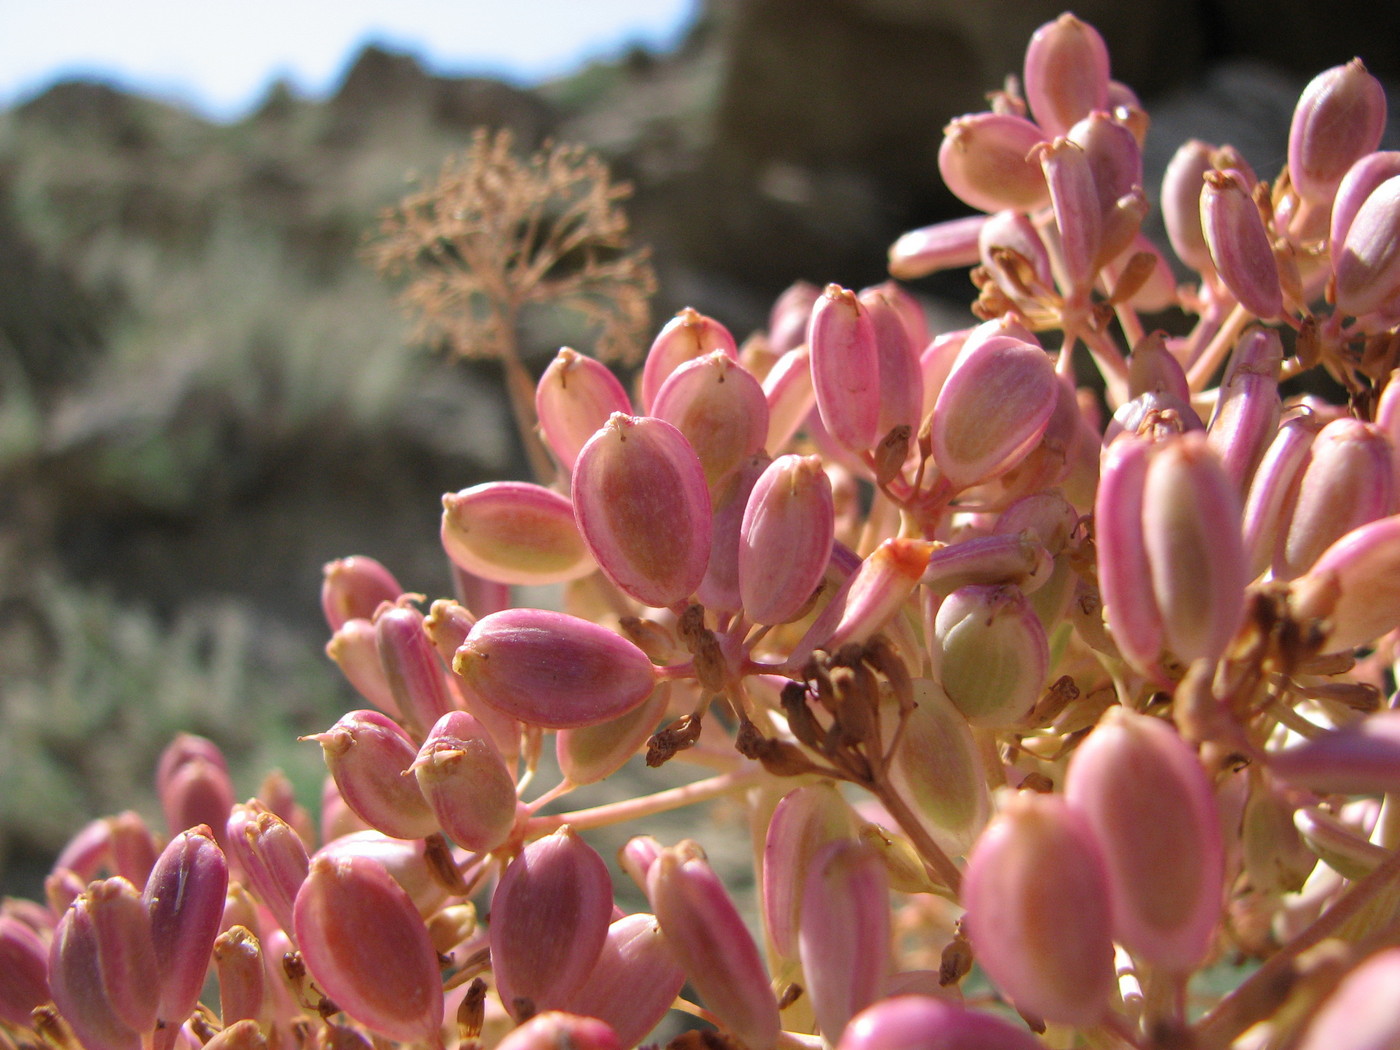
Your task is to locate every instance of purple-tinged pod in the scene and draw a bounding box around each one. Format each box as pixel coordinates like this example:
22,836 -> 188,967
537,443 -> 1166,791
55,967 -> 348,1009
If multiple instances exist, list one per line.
886,679 -> 989,852
1276,419 -> 1395,580
1334,175 -> 1400,319
1288,59 -> 1387,207
763,783 -> 864,959
961,793 -> 1115,1027
308,710 -> 440,840
497,1012 -> 622,1050
799,841 -> 889,1043
441,482 -> 594,586
1162,140 -> 1216,275
641,308 -> 739,413
491,826 -> 613,1018
85,878 -> 161,1034
1330,152 -> 1400,253
214,925 -> 264,1024
143,825 -> 229,1032
159,751 -> 235,849
978,210 -> 1055,308
53,816 -> 115,883
0,914 -> 51,1026
1296,947 -> 1400,1050
1127,331 -> 1191,404
888,214 -> 987,281
1293,804 -> 1386,879
859,286 -> 925,440
838,995 -> 1045,1050
1066,708 -> 1224,971
1269,709 -> 1400,795
327,617 -> 400,717
49,894 -> 141,1050
930,335 -> 1058,490
1290,516 -> 1400,652
738,454 -> 835,625
1022,13 -> 1110,137
376,602 -> 455,737
762,343 -> 815,453
818,538 -> 936,653
620,835 -> 664,894
1096,434 -> 1163,669
536,348 -> 633,472
921,533 -> 1051,596
559,913 -> 686,1048
557,682 -> 670,786
294,853 -> 444,1043
934,585 -> 1048,728
1103,232 -> 1179,311
454,608 -> 657,730
317,831 -> 450,917
768,280 -> 822,356
1242,414 -> 1322,579
1068,111 -> 1143,220
809,284 -> 882,454
321,556 -> 403,632
572,412 -> 712,608
648,840 -> 780,1050
697,453 -> 770,615
1201,169 -> 1284,319
411,711 -> 518,853
1038,138 -> 1102,292
425,601 -> 522,761
226,802 -> 309,937
1207,327 -> 1283,495
653,350 -> 770,490
919,329 -> 969,423
938,113 -> 1049,215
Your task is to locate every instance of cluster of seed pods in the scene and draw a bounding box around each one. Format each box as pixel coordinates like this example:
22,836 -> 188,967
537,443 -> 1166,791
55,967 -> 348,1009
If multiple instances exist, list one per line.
13,12 -> 1400,1050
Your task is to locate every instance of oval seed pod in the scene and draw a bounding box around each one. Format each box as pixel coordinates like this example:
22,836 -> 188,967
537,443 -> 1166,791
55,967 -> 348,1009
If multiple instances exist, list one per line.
375,602 -> 455,737
159,751 -> 235,850
294,853 -> 444,1043
441,482 -> 594,586
739,454 -> 835,625
961,793 -> 1115,1026
809,284 -> 882,454
1334,175 -> 1400,319
763,343 -> 816,453
321,556 -> 403,632
308,710 -> 440,840
1330,151 -> 1400,253
48,895 -> 142,1050
887,214 -> 987,281
1162,139 -> 1216,275
0,914 -> 51,1026
1201,169 -> 1284,319
85,878 -> 161,1034
1269,709 -> 1400,795
1039,138 -> 1102,293
1287,59 -> 1387,207
1023,13 -> 1110,137
652,350 -> 769,490
559,914 -> 686,1048
412,711 -> 518,853
1207,327 -> 1283,495
859,285 -> 924,441
838,995 -> 1045,1050
1242,414 -> 1322,579
641,308 -> 739,412
557,682 -> 670,786
454,608 -> 657,729
327,617 -> 400,717
938,113 -> 1049,215
1291,515 -> 1400,651
536,348 -> 632,472
934,585 -> 1048,728
317,831 -> 450,917
572,413 -> 712,609
1068,111 -> 1143,221
697,453 -> 770,616
763,782 -> 864,959
885,679 -> 990,851
1065,708 -> 1224,971
143,825 -> 230,1032
225,802 -> 309,937
1296,948 -> 1400,1050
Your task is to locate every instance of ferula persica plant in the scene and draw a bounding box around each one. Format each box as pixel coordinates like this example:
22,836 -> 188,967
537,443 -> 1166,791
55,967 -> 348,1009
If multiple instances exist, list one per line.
16,13 -> 1400,1050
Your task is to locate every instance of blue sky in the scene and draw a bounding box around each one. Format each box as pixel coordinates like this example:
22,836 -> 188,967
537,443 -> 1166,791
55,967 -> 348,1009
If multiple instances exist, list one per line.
1,1 -> 700,121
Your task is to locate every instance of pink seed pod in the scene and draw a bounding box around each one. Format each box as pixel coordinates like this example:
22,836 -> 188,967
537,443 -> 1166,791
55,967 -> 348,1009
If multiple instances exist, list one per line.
961,793 -> 1115,1027
888,214 -> 987,281
1022,13 -> 1110,137
1276,419 -> 1395,580
886,678 -> 990,852
213,926 -> 264,1024
497,1012 -> 622,1050
1065,708 -> 1224,971
225,802 -> 309,937
808,284 -> 882,454
49,892 -> 142,1050
1242,414 -> 1323,580
921,533 -> 1051,597
620,835 -> 665,894
454,608 -> 657,729
159,752 -> 235,850
1330,151 -> 1400,253
930,335 -> 1058,491
202,1020 -> 267,1050
979,209 -> 1056,310
641,308 -> 739,413
143,825 -> 229,1032
1333,175 -> 1400,319
317,831 -> 451,917
763,782 -> 864,959
1296,947 -> 1400,1050
763,343 -> 815,453
652,350 -> 769,490
1095,434 -> 1164,668
934,585 -> 1048,728
768,280 -> 822,356
648,841 -> 780,1050
697,453 -> 771,616
818,537 -> 936,654
859,286 -> 925,440
1038,137 -> 1102,293
84,878 -> 161,1034
425,600 -> 522,761
1201,169 -> 1284,320
572,412 -> 712,608
321,556 -> 403,632
1162,140 -> 1217,275
536,348 -> 633,472
557,683 -> 670,787
938,113 -> 1050,215
1127,331 -> 1191,404
491,826 -> 613,1018
327,617 -> 400,717
441,482 -> 594,586
918,329 -> 969,423
738,454 -> 835,625
1291,515 -> 1400,652
294,853 -> 444,1044
375,602 -> 455,738
1269,709 -> 1400,795
53,816 -> 116,883
559,913 -> 686,1048
838,995 -> 1045,1050
0,914 -> 51,1026
411,711 -> 518,853
1207,327 -> 1283,495
799,841 -> 890,1043
308,710 -> 440,840
1068,111 -> 1143,220
1288,59 -> 1387,207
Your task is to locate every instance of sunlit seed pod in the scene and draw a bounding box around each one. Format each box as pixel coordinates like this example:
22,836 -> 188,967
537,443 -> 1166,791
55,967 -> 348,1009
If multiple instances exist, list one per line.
317,831 -> 451,917
375,602 -> 455,737
887,214 -> 987,281
143,825 -> 230,1032
837,995 -> 1045,1050
321,555 -> 403,632
763,343 -> 816,453
1269,708 -> 1400,795
1295,948 -> 1400,1050
1329,151 -> 1400,254
938,113 -> 1050,215
327,617 -> 401,717
885,678 -> 989,851
48,895 -> 142,1050
441,482 -> 594,586
1241,414 -> 1322,579
557,914 -> 685,1049
858,286 -> 924,440
0,914 -> 51,1026
653,350 -> 769,492
738,454 -> 835,626
641,307 -> 739,412
1291,515 -> 1400,651
767,280 -> 822,356
762,782 -> 864,959
1068,111 -> 1142,219
308,710 -> 440,840
818,537 -> 936,654
225,802 -> 309,937
159,752 -> 235,852
918,328 -> 968,423
1127,330 -> 1191,404
454,608 -> 657,730
1334,175 -> 1400,318
920,533 -> 1051,597
1162,139 -> 1217,274
1095,434 -> 1164,670
1287,59 -> 1388,207
572,412 -> 712,608
697,453 -> 771,616
809,284 -> 882,454
1207,327 -> 1283,495
556,682 -> 671,787
1023,13 -> 1110,137
1038,138 -> 1102,292
934,585 -> 1048,729
1200,169 -> 1284,319
84,878 -> 161,1034
412,711 -> 517,853
536,347 -> 633,472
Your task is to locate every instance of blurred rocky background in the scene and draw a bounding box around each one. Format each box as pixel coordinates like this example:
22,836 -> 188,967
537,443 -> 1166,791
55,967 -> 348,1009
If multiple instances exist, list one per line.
2,0 -> 1398,894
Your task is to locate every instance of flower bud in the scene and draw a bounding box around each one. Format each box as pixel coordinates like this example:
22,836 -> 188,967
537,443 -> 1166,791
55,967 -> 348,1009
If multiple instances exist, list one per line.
294,853 -> 444,1043
321,556 -> 403,632
226,802 -> 309,937
653,350 -> 769,490
648,841 -> 780,1050
934,585 -> 1048,728
1288,59 -> 1387,207
808,284 -> 881,454
412,711 -> 517,853
491,827 -> 613,1018
737,454 -> 835,625
938,113 -> 1049,214
888,215 -> 987,280
442,482 -> 594,586
1162,140 -> 1216,274
214,925 -> 264,1024
572,413 -> 712,608
1334,175 -> 1400,318
559,914 -> 685,1048
763,783 -> 863,959
1023,13 -> 1110,137
497,1012 -> 622,1050
0,914 -> 50,1026
1201,169 -> 1284,319
961,793 -> 1115,1026
1065,708 -> 1224,971
308,710 -> 440,840
143,825 -> 229,1031
838,995 -> 1044,1050
49,892 -> 142,1050
1289,515 -> 1400,651
455,608 -> 657,729
1296,948 -> 1400,1050
886,679 -> 990,850
536,348 -> 632,472
641,308 -> 738,413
